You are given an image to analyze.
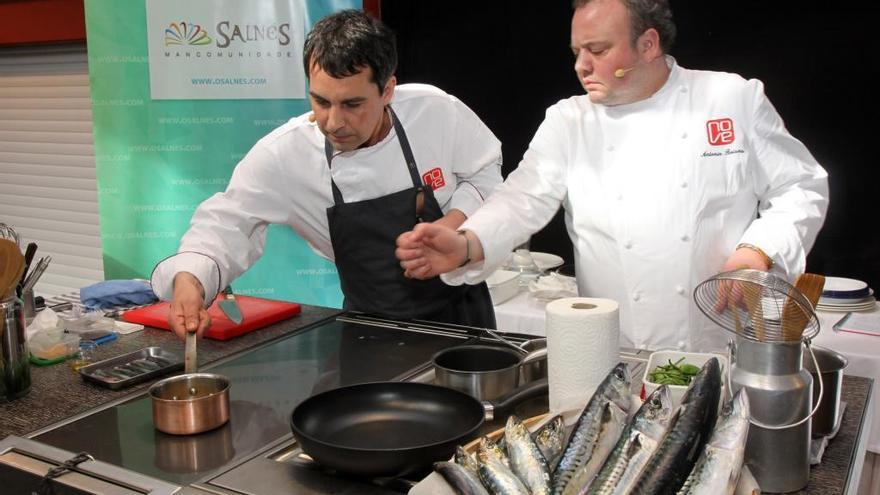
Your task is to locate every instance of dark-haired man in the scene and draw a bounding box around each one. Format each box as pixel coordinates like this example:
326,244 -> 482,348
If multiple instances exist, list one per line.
152,10 -> 502,338
396,0 -> 829,351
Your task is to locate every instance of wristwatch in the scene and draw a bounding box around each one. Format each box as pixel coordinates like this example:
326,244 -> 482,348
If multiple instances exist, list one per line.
736,243 -> 774,269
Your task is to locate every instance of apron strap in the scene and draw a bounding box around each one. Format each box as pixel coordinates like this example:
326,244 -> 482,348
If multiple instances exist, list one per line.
387,107 -> 423,188
324,106 -> 424,206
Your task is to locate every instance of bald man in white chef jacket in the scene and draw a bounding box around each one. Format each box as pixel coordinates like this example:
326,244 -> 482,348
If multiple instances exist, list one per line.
396,0 -> 829,352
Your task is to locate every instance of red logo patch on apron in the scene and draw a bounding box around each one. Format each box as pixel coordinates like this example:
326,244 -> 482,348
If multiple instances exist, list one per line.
422,167 -> 446,190
706,118 -> 735,146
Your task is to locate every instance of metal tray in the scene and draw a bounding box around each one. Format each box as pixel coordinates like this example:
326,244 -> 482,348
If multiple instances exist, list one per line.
79,347 -> 183,390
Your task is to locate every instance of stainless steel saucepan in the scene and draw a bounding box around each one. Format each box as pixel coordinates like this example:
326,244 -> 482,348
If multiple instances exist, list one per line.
432,340 -> 547,401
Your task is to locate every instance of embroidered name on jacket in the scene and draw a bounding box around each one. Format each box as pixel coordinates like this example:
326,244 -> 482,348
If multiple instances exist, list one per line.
422,167 -> 446,190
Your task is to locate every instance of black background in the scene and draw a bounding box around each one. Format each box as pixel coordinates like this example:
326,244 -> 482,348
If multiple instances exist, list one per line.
381,1 -> 880,290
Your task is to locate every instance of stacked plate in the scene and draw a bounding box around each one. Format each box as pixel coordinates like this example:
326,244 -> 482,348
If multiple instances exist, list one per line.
816,277 -> 877,312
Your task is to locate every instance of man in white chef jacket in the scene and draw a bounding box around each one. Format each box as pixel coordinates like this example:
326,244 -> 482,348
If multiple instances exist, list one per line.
396,0 -> 829,351
151,10 -> 503,338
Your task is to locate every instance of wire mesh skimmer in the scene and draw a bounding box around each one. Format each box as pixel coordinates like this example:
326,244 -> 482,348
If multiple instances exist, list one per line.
694,269 -> 820,343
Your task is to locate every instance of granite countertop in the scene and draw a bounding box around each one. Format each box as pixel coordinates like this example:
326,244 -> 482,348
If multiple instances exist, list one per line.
800,375 -> 872,494
0,304 -> 341,439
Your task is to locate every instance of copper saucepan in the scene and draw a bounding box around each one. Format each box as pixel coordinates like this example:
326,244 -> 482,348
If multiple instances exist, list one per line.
149,373 -> 230,435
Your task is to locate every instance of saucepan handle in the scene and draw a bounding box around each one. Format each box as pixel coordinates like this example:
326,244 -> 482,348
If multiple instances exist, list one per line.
482,378 -> 548,421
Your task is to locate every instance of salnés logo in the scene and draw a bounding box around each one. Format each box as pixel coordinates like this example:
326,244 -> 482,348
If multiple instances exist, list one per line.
706,118 -> 735,146
162,21 -> 290,49
164,22 -> 212,46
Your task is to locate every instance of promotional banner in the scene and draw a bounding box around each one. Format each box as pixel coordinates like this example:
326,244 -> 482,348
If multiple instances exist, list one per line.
145,0 -> 305,100
84,0 -> 360,307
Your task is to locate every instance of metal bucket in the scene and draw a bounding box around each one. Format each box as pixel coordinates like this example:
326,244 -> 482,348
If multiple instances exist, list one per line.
803,345 -> 848,437
729,337 -> 813,493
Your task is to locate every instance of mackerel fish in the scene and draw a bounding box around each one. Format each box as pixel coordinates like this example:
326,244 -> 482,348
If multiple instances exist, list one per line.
586,384 -> 675,495
560,402 -> 629,495
534,414 -> 566,470
629,357 -> 722,495
553,362 -> 632,495
677,389 -> 750,495
506,414 -> 552,495
434,461 -> 490,495
477,436 -> 529,495
456,445 -> 481,476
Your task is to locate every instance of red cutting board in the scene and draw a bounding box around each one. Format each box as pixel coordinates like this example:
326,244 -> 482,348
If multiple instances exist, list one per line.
122,295 -> 301,340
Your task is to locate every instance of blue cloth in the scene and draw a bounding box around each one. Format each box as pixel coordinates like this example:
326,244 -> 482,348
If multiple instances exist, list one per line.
80,279 -> 158,310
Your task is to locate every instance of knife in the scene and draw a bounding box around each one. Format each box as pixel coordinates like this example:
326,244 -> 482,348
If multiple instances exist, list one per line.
218,286 -> 244,325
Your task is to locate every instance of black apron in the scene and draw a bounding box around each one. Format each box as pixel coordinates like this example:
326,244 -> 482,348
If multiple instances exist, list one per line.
325,107 -> 496,329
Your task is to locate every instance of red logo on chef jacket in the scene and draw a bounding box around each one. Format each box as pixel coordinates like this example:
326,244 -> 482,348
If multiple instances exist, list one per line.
706,118 -> 735,146
422,167 -> 446,190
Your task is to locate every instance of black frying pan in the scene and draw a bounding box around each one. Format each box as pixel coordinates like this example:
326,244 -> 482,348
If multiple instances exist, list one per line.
290,378 -> 547,477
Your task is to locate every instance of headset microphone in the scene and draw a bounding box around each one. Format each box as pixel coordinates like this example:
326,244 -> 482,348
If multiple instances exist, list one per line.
614,67 -> 635,78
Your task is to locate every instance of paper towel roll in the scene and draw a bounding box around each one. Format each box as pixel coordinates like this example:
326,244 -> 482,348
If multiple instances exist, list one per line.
545,297 -> 620,414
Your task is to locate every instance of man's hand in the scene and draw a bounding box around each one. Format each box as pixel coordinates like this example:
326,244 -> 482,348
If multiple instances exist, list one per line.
396,223 -> 474,279
168,272 -> 211,339
720,246 -> 772,273
714,246 -> 773,313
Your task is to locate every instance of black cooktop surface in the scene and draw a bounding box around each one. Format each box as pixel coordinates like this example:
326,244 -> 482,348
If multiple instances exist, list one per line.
34,315 -> 472,486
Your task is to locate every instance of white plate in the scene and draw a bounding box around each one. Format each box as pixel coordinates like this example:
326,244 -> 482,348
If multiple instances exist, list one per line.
817,302 -> 877,312
530,252 -> 564,272
822,277 -> 870,298
817,298 -> 875,308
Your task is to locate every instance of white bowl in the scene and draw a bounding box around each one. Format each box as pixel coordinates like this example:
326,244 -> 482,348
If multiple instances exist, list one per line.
643,350 -> 728,411
486,270 -> 520,305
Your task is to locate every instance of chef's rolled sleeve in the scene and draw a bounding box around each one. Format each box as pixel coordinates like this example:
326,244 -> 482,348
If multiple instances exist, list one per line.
150,251 -> 221,306
442,105 -> 569,285
152,143 -> 294,303
739,79 -> 829,276
445,97 -> 503,218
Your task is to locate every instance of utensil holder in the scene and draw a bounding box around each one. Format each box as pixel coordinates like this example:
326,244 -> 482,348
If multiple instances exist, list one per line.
21,289 -> 35,325
0,296 -> 32,400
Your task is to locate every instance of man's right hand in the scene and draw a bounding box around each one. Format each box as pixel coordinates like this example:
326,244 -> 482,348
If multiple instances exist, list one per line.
168,272 -> 211,339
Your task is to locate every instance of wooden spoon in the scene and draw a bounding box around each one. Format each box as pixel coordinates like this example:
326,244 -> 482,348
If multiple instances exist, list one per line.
740,282 -> 766,342
782,273 -> 825,341
0,239 -> 25,299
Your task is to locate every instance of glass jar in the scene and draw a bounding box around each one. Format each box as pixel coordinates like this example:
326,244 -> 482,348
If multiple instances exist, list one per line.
69,340 -> 98,372
0,296 -> 32,400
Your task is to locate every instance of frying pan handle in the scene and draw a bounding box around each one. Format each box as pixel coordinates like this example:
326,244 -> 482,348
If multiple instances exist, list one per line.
483,378 -> 548,421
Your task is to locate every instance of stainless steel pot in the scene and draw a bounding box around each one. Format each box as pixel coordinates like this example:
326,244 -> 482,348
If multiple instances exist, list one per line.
519,338 -> 547,384
432,344 -> 547,401
149,373 -> 230,435
803,345 -> 848,436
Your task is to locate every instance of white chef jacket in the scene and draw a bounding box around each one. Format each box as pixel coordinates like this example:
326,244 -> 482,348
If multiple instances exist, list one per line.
151,83 -> 503,304
446,57 -> 828,352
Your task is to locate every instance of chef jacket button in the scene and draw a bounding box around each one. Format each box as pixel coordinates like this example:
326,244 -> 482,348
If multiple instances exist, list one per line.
681,234 -> 690,242
677,340 -> 687,349
680,86 -> 688,93
681,132 -> 688,139
632,292 -> 641,302
675,285 -> 686,295
624,241 -> 633,249
680,181 -> 688,188
607,145 -> 615,152
616,193 -> 623,201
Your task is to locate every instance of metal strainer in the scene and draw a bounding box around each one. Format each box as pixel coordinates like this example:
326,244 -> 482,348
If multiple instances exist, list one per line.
694,269 -> 820,343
